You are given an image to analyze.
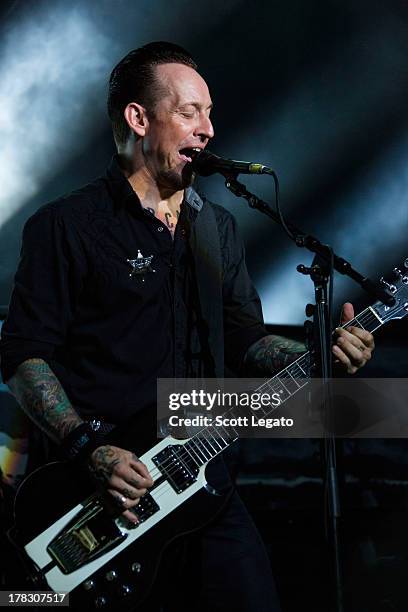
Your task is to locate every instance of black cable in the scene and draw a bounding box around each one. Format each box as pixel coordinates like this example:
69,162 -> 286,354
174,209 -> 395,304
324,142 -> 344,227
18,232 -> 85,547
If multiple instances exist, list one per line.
263,168 -> 297,243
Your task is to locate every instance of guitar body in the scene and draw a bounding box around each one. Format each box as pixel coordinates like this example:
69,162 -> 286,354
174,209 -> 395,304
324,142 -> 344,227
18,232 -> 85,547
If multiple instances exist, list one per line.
10,428 -> 233,610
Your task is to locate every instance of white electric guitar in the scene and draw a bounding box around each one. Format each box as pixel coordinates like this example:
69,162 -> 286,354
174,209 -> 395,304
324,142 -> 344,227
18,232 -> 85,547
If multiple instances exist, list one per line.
9,265 -> 408,610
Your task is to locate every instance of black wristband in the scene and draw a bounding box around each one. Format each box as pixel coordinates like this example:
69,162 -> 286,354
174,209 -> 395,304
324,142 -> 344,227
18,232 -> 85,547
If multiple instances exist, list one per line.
61,422 -> 107,462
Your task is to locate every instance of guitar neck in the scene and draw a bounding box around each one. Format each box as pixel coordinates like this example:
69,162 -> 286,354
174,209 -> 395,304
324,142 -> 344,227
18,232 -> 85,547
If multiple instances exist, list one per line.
185,304 -> 387,466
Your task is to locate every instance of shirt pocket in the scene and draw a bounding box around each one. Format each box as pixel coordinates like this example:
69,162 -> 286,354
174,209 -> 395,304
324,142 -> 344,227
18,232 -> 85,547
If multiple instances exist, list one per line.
86,245 -> 168,308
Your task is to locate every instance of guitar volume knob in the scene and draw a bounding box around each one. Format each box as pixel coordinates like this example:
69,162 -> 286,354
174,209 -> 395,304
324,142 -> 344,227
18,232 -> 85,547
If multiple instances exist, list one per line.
105,570 -> 118,581
118,584 -> 132,597
131,562 -> 142,574
95,595 -> 108,607
83,579 -> 96,591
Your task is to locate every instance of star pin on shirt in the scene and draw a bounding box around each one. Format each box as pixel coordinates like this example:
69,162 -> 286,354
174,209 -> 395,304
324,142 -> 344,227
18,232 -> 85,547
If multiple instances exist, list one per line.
127,249 -> 156,281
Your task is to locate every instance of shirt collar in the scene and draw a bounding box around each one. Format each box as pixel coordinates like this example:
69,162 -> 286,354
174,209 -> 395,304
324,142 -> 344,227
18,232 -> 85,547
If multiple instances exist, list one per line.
105,154 -> 204,214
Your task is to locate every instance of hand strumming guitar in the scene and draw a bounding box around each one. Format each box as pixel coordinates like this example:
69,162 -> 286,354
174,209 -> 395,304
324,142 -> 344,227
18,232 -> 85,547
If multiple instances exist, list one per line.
88,445 -> 154,524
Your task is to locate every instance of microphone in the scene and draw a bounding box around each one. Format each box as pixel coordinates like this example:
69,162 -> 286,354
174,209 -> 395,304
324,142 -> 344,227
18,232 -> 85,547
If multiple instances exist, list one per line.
191,149 -> 271,177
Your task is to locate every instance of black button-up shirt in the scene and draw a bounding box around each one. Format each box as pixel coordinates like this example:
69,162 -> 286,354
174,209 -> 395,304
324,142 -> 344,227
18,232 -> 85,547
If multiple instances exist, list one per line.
0,156 -> 269,424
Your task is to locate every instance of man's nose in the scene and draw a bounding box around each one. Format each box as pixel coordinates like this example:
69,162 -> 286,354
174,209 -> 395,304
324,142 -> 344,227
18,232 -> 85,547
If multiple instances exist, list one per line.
196,114 -> 214,141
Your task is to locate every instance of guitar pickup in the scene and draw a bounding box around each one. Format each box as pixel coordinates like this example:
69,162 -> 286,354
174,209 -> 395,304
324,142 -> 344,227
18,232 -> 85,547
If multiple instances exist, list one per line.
152,445 -> 198,493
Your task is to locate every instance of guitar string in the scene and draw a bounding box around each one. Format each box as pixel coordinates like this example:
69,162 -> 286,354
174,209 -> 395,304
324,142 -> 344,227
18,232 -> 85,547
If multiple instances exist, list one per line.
139,307 -> 383,481
144,321 -> 384,486
125,305 -> 404,512
130,305 -> 399,489
137,307 -> 387,485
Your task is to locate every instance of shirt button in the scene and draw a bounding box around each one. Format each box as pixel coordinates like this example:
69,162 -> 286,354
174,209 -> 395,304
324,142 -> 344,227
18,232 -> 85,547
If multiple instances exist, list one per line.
157,226 -> 164,232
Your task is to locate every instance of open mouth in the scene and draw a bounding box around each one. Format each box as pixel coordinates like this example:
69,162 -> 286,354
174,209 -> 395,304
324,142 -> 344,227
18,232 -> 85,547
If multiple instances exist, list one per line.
178,147 -> 202,163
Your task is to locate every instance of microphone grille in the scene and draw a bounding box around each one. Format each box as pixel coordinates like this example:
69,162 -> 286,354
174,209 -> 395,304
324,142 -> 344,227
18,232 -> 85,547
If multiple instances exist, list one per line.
191,149 -> 218,176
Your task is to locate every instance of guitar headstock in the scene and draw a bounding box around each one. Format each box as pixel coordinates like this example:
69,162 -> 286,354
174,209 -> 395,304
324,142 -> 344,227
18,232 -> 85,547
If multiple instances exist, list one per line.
371,262 -> 408,324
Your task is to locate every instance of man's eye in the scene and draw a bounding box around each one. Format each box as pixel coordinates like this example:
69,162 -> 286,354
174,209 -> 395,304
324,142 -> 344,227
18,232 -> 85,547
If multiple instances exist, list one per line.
179,108 -> 196,117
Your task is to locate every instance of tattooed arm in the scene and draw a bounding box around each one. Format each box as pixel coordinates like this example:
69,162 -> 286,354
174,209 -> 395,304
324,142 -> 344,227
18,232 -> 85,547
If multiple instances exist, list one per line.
7,358 -> 153,523
244,304 -> 375,376
7,358 -> 83,441
244,335 -> 306,376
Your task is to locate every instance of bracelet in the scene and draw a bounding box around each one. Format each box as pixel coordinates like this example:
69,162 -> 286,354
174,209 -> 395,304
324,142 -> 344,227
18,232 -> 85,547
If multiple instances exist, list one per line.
61,422 -> 107,462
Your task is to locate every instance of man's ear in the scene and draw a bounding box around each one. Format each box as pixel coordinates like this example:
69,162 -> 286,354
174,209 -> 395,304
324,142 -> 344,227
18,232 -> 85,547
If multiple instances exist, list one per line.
123,102 -> 149,138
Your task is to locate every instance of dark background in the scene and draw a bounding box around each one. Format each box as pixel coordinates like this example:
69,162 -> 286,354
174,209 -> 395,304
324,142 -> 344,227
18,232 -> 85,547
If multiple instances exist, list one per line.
0,0 -> 408,321
0,1 -> 408,610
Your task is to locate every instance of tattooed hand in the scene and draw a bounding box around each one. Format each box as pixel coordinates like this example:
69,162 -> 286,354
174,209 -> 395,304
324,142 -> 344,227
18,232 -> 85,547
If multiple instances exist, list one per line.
88,445 -> 154,524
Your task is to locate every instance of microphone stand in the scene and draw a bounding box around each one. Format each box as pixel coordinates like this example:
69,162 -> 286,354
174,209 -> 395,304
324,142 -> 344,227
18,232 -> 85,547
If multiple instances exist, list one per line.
222,174 -> 393,612
222,174 -> 393,306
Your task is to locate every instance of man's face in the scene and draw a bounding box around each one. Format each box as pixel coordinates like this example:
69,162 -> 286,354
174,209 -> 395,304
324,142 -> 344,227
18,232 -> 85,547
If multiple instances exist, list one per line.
141,63 -> 214,191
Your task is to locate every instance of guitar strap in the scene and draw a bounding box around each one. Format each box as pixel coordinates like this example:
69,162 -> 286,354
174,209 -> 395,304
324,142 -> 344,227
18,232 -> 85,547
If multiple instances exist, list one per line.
187,190 -> 224,378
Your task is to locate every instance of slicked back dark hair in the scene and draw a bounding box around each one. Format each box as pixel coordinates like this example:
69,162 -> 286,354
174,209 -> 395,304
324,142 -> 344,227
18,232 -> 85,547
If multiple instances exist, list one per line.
107,41 -> 198,148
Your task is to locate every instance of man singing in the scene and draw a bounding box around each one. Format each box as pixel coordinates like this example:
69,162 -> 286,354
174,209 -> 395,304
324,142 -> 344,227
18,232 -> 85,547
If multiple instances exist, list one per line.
0,42 -> 374,611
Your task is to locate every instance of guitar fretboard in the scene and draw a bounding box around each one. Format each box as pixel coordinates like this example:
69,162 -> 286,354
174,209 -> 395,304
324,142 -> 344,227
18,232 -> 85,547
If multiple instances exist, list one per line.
162,305 -> 386,470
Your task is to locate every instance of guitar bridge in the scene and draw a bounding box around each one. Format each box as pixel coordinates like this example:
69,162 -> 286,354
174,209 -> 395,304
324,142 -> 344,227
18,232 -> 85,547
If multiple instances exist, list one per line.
47,496 -> 127,574
130,492 -> 159,523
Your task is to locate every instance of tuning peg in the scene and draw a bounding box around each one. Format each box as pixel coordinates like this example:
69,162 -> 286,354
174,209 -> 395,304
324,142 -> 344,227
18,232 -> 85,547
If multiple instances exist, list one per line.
380,277 -> 397,293
392,268 -> 402,279
404,259 -> 408,269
